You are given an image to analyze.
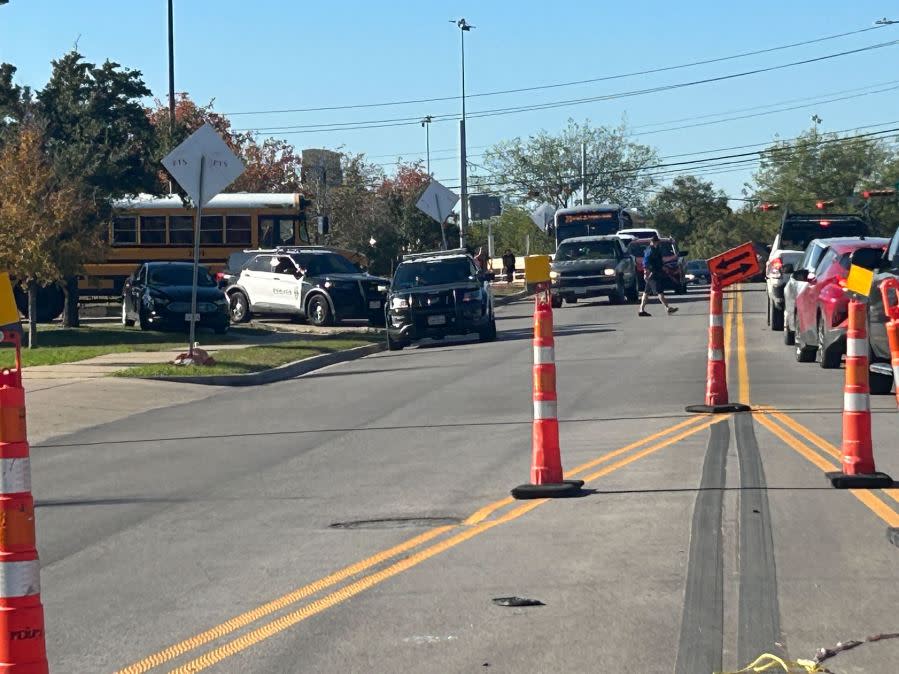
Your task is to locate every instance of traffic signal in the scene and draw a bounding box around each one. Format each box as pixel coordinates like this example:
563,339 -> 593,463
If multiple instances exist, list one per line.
759,202 -> 779,211
815,199 -> 835,210
862,188 -> 896,199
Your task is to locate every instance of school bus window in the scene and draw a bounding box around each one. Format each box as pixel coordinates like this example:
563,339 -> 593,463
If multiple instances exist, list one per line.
279,217 -> 296,244
112,217 -> 137,245
139,216 -> 166,245
225,215 -> 251,245
200,215 -> 224,244
170,215 -> 194,245
258,216 -> 296,248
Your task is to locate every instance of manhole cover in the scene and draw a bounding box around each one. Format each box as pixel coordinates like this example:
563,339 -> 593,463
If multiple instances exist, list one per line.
329,516 -> 460,530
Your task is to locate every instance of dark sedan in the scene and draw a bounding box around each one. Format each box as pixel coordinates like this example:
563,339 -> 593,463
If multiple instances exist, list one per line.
122,262 -> 230,334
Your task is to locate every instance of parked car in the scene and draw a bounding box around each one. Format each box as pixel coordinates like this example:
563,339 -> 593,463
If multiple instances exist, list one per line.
122,262 -> 230,334
225,247 -> 388,326
628,237 -> 688,294
385,249 -> 496,350
787,238 -> 888,368
865,226 -> 899,394
549,235 -> 638,307
685,259 -> 711,285
766,211 -> 868,331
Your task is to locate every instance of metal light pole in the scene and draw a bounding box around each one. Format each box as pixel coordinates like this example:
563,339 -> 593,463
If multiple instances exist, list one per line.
452,18 -> 474,249
167,0 -> 176,129
421,115 -> 433,177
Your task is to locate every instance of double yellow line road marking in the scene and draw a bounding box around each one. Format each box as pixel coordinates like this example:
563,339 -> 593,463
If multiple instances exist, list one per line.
119,415 -> 724,672
724,284 -> 899,530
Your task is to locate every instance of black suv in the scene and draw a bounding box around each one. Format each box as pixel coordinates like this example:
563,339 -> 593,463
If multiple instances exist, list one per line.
385,250 -> 496,350
225,247 -> 389,326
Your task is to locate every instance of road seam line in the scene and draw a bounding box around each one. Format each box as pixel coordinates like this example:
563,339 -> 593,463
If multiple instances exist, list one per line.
148,418 -> 725,673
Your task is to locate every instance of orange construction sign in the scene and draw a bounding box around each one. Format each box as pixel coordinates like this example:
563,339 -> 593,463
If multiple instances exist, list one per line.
707,242 -> 761,288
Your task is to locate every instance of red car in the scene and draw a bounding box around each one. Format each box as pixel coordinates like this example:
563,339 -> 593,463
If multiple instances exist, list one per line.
791,238 -> 889,367
628,237 -> 688,294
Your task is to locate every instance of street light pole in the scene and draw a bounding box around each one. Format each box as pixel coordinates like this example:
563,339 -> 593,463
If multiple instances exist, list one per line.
421,116 -> 433,177
167,0 -> 176,132
453,18 -> 473,250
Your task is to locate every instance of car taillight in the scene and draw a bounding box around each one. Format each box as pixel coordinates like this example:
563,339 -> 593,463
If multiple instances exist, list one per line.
215,272 -> 225,282
767,257 -> 783,279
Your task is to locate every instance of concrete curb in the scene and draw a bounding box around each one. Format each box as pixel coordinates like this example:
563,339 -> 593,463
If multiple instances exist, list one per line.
134,341 -> 386,387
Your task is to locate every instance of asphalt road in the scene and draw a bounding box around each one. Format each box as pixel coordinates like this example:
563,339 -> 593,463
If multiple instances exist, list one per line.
31,283 -> 898,673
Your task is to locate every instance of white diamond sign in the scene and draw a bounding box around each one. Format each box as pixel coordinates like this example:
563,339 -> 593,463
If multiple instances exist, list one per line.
162,123 -> 245,208
415,180 -> 459,224
530,203 -> 556,232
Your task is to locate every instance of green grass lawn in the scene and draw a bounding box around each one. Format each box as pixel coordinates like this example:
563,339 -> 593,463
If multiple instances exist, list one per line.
491,284 -> 527,297
113,335 -> 381,377
0,325 -> 273,368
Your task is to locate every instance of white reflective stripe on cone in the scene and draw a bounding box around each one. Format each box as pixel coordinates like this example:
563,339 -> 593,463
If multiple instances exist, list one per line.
843,392 -> 870,412
709,314 -> 724,328
533,346 -> 555,365
0,457 -> 31,494
846,338 -> 867,358
533,400 -> 558,420
893,365 -> 899,382
708,349 -> 725,362
0,560 -> 40,598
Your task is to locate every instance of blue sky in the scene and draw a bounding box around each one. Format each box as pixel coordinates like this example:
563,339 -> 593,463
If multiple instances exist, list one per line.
2,1 -> 898,204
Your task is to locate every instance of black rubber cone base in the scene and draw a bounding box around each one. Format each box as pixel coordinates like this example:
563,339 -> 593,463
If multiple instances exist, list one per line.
887,528 -> 899,548
511,479 -> 584,500
685,403 -> 751,414
826,471 -> 894,489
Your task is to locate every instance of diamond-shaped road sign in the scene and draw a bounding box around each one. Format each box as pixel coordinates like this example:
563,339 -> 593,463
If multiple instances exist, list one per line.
416,180 -> 459,224
530,203 -> 555,232
162,123 -> 245,208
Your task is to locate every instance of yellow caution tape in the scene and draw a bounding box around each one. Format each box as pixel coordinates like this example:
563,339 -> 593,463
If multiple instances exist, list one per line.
716,653 -> 825,673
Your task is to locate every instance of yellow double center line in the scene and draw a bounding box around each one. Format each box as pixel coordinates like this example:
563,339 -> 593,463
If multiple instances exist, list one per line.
119,412 -> 724,670
726,285 -> 899,529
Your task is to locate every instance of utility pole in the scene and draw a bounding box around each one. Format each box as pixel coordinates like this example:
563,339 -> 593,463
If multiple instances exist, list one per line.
453,18 -> 474,249
580,142 -> 587,206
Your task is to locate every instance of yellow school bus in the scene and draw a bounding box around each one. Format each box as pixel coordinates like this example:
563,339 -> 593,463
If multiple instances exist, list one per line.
82,192 -> 313,298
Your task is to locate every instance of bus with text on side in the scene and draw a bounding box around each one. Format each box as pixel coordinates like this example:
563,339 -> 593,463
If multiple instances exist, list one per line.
552,204 -> 643,248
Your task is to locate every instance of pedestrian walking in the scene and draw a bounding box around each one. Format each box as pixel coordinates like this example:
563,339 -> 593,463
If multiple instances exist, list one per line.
502,249 -> 516,283
639,236 -> 678,317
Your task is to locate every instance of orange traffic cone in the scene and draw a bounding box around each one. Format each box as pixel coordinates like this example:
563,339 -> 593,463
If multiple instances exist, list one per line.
827,299 -> 893,488
511,288 -> 583,499
686,275 -> 750,414
0,330 -> 48,673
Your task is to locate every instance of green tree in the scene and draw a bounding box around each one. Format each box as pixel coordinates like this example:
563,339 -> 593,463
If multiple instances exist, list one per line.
467,207 -> 555,257
35,51 -> 160,326
0,123 -> 92,346
649,175 -> 731,243
478,119 -> 659,209
751,126 -> 893,233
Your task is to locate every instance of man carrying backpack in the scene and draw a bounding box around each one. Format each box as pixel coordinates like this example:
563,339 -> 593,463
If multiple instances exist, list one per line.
639,236 -> 678,317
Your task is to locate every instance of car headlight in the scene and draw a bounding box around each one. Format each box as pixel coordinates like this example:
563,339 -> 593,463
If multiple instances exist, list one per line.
685,273 -> 695,280
390,297 -> 409,310
549,270 -> 559,279
462,290 -> 482,302
147,290 -> 169,307
603,269 -> 616,277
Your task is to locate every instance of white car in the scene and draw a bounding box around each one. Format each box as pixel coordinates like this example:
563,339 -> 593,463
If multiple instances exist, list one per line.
617,228 -> 661,240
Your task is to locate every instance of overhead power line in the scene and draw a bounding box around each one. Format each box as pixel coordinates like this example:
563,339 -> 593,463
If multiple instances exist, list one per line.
222,25 -> 889,117
233,38 -> 899,136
